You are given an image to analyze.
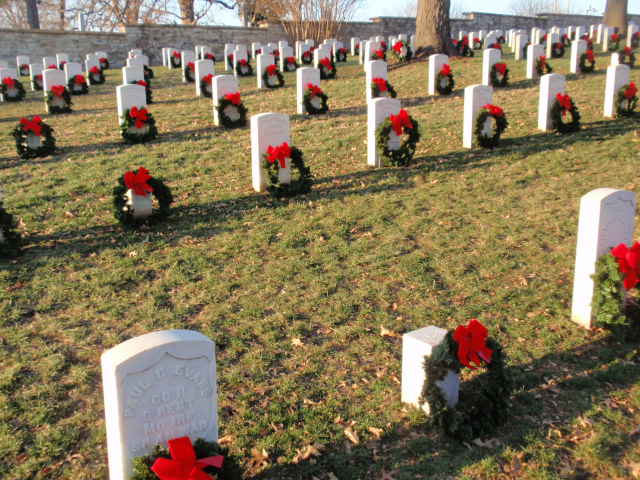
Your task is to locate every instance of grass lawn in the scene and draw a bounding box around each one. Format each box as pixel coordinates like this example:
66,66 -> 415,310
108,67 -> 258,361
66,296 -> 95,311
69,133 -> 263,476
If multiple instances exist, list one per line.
1,46 -> 640,480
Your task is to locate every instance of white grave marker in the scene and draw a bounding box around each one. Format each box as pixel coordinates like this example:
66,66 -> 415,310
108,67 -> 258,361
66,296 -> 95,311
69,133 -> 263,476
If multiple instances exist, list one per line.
195,59 -> 215,97
428,53 -> 448,96
526,44 -> 544,79
604,64 -> 630,118
463,84 -> 493,148
365,60 -> 388,101
367,97 -> 401,167
212,74 -> 239,126
116,84 -> 147,123
481,48 -> 501,86
296,67 -> 321,114
122,65 -> 144,84
538,73 -> 566,131
251,113 -> 291,191
570,39 -> 588,74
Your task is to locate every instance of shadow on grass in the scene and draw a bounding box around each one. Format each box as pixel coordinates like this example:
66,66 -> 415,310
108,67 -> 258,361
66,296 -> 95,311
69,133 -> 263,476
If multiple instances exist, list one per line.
251,335 -> 640,479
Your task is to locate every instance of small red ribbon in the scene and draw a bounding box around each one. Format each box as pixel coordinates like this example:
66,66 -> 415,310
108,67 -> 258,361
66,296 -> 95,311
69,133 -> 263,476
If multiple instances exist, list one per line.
372,77 -> 388,92
453,319 -> 494,369
35,73 -> 42,81
306,83 -> 323,96
227,53 -> 234,61
461,36 -> 469,46
339,48 -> 347,54
266,64 -> 278,76
124,166 -> 153,196
440,64 -> 451,76
473,37 -> 481,44
380,41 -> 387,50
151,437 -> 224,480
389,109 -> 413,136
482,104 -> 504,117
624,82 -> 638,100
204,53 -> 215,60
538,55 -> 547,66
2,77 -> 16,88
202,74 -> 213,85
494,62 -> 507,75
48,64 -> 58,70
20,63 -> 28,70
129,106 -> 149,129
188,61 -> 195,71
586,50 -> 595,62
255,49 -> 262,55
556,93 -> 573,116
286,56 -> 296,63
51,85 -> 66,97
224,92 -> 241,105
611,33 -> 620,42
137,80 -> 148,87
624,46 -> 632,55
375,49 -> 385,59
266,142 -> 291,168
99,57 -> 108,63
238,59 -> 248,66
73,74 -> 86,85
612,242 -> 640,289
172,51 -> 181,58
20,116 -> 42,136
393,41 -> 404,53
320,58 -> 333,71
490,43 -> 502,50
90,66 -> 101,74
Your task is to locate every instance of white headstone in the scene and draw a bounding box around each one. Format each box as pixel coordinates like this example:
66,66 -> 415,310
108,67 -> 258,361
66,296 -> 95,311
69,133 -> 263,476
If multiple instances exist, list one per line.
604,64 -> 630,118
101,330 -> 218,480
546,32 -> 560,58
161,48 -> 168,67
116,84 -> 147,123
251,113 -> 291,192
195,59 -> 215,97
296,67 -> 321,114
602,27 -> 611,52
526,44 -> 544,79
463,84 -> 493,149
367,97 -> 401,167
86,55 -> 100,73
484,33 -> 497,49
428,53 -> 448,96
570,39 -> 588,74
63,62 -> 82,82
351,37 -> 360,56
481,48 -> 501,86
314,45 -> 332,69
628,24 -> 638,48
122,65 -> 144,84
597,24 -> 606,43
233,46 -> 248,77
56,53 -> 69,67
181,51 -> 196,83
515,33 -> 528,61
29,63 -> 43,91
43,56 -> 57,69
212,74 -> 239,126
127,55 -> 149,67
256,53 -> 274,89
365,60 -> 388,101
538,73 -> 566,131
42,68 -> 65,93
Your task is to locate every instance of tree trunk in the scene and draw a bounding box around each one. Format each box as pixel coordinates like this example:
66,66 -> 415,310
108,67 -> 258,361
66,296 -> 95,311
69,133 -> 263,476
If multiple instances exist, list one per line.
415,0 -> 453,56
59,0 -> 66,29
26,0 -> 40,29
178,0 -> 195,24
603,0 -> 628,35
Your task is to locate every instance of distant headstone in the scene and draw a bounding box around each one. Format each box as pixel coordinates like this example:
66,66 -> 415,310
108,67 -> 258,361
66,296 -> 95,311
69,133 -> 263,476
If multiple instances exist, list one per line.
251,112 -> 291,192
256,53 -> 274,89
195,59 -> 215,97
481,48 -> 501,86
570,39 -> 587,74
122,65 -> 144,84
463,84 -> 493,149
296,67 -> 321,114
538,73 -> 566,131
212,74 -> 239,126
428,53 -> 448,96
365,60 -> 388,101
116,84 -> 147,124
526,44 -> 544,80
604,64 -> 630,118
367,97 -> 401,167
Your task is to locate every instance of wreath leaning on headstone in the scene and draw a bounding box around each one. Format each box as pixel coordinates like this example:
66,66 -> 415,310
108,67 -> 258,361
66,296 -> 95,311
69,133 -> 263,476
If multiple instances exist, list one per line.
112,167 -> 173,228
319,57 -> 337,80
616,82 -> 638,117
336,48 -> 348,62
550,93 -> 581,134
303,83 -> 329,115
19,64 -> 30,77
262,64 -> 285,89
535,55 -> 553,76
170,51 -> 182,68
371,77 -> 397,98
33,74 -> 43,91
619,47 -> 636,68
200,74 -> 213,98
0,200 -> 21,258
420,319 -> 512,441
475,104 -> 508,149
301,50 -> 313,65
551,42 -> 565,58
235,59 -> 253,77
184,62 -> 196,83
391,40 -> 412,62
120,107 -> 158,144
472,38 -> 482,50
283,56 -> 298,72
216,92 -> 248,128
88,66 -> 106,85
46,85 -> 73,114
68,74 -> 89,95
131,437 -> 242,480
263,142 -> 313,198
99,57 -> 110,70
609,33 -> 622,52
436,64 -> 455,95
489,62 -> 509,88
12,116 -> 56,159
0,77 -> 26,102
579,50 -> 596,73
376,109 -> 421,167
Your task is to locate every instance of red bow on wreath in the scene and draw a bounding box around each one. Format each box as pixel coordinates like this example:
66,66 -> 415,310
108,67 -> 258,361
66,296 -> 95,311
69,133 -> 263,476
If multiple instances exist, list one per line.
74,74 -> 86,85
47,64 -> 58,70
224,92 -> 241,105
389,109 -> 413,136
286,56 -> 296,64
538,55 -> 547,66
624,46 -> 633,55
99,57 -> 108,63
556,93 -> 573,116
35,74 -> 42,81
494,62 -> 507,75
266,142 -> 291,168
306,83 -> 323,96
474,37 -> 481,43
51,85 -> 66,97
151,437 -> 224,480
453,318 -> 493,369
440,64 -> 451,76
255,49 -> 263,55
129,106 -> 149,129
172,51 -> 181,58
320,58 -> 333,71
205,53 -> 215,60
375,49 -> 385,59
611,33 -> 620,42
482,104 -> 504,117
202,74 -> 213,84
124,166 -> 154,196
90,66 -> 101,74
392,41 -> 404,53
266,64 -> 278,76
611,242 -> 640,290
624,82 -> 637,100
461,37 -> 469,46
20,116 -> 42,136
59,61 -> 67,67
372,77 -> 388,92
188,61 -> 195,71
585,50 -> 595,62
238,59 -> 248,66
2,77 -> 16,88
137,80 -> 148,87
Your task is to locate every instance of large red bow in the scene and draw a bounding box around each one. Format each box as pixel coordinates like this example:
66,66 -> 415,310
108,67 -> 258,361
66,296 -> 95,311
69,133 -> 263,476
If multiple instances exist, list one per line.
611,33 -> 620,42
473,37 -> 481,44
47,64 -> 58,70
2,77 -> 16,88
556,93 -> 573,116
624,82 -> 637,100
452,319 -> 493,369
306,83 -> 323,96
286,56 -> 296,63
482,104 -> 504,117
90,66 -> 101,74
151,437 -> 224,480
172,51 -> 181,58
538,55 -> 547,66
20,116 -> 42,136
586,50 -> 595,62
266,142 -> 291,168
392,41 -> 404,53
188,62 -> 195,71
624,46 -> 633,55
238,59 -> 248,66
202,74 -> 213,85
129,106 -> 149,129
389,109 -> 413,136
266,64 -> 278,76
51,85 -> 66,97
205,53 -> 215,60
137,80 -> 148,87
612,242 -> 640,290
224,92 -> 241,105
74,74 -> 86,85
124,166 -> 154,196
440,64 -> 451,76
99,57 -> 108,63
320,58 -> 333,71
372,77 -> 388,92
494,62 -> 507,75
375,49 -> 385,59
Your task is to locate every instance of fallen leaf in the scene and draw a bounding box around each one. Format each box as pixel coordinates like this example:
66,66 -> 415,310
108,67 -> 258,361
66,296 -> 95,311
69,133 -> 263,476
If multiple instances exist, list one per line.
380,325 -> 400,338
368,426 -> 384,439
291,337 -> 304,347
292,444 -> 323,464
217,434 -> 234,445
344,426 -> 360,445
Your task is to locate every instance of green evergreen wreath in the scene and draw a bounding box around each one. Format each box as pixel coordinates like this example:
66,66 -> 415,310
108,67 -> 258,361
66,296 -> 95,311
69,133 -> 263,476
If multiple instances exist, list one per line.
551,42 -> 565,58
112,172 -> 173,228
562,34 -> 571,47
12,117 -> 56,159
336,48 -> 348,62
19,64 -> 30,77
371,79 -> 397,98
472,38 -> 482,50
535,57 -> 553,76
120,108 -> 158,144
32,74 -> 43,91
579,52 -> 596,73
46,87 -> 73,114
199,77 -> 213,98
303,86 -> 329,114
262,67 -> 285,88
459,45 -> 474,57
184,65 -> 196,83
130,438 -> 242,480
99,57 -> 110,70
420,330 -> 511,441
67,76 -> 89,95
319,59 -> 337,80
235,61 -> 253,77
301,51 -> 313,65
391,41 -> 413,62
0,205 -> 22,258
435,71 -> 455,95
0,79 -> 26,102
474,108 -> 508,149
88,68 -> 105,85
616,84 -> 638,117
609,35 -> 622,52
619,48 -> 636,67
283,57 -> 298,72
216,96 -> 248,128
550,96 -> 581,134
489,63 -> 509,88
143,65 -> 154,80
263,146 -> 313,198
375,113 -> 421,167
170,54 -> 182,68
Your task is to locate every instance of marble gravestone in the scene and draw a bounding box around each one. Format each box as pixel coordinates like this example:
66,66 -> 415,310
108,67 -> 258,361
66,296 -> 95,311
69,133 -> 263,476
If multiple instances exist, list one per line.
514,33 -> 528,61
538,73 -> 566,131
428,53 -> 448,96
351,37 -> 360,56
43,55 -> 57,69
122,65 -> 144,85
224,43 -> 236,71
181,51 -> 196,83
63,62 -> 82,83
571,189 -> 636,329
545,32 -> 559,58
570,39 -> 588,74
127,55 -> 149,68
604,64 -> 630,118
42,68 -> 65,94
212,75 -> 239,126
365,60 -> 388,101
279,45 -> 294,72
628,24 -> 638,48
256,53 -> 275,89
296,67 -> 321,114
116,84 -> 147,124
367,97 -> 401,168
101,329 -> 218,480
251,112 -> 291,192
233,45 -> 248,77
481,48 -> 501,86
29,63 -> 43,91
462,84 -> 493,149
195,60 -> 215,97
526,44 -> 544,80
314,45 -> 332,69
601,27 -> 611,52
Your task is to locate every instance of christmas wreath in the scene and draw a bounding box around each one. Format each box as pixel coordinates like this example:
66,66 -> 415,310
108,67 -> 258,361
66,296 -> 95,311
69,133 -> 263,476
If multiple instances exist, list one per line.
581,35 -> 594,50
540,33 -> 548,45
263,142 -> 312,197
88,66 -> 105,85
46,64 -> 58,70
204,52 -> 216,63
216,92 -> 248,128
303,83 -> 329,114
19,64 -> 30,77
144,65 -> 154,81
130,436 -> 242,480
497,35 -> 506,44
262,64 -> 284,88
226,54 -> 234,70
46,85 -> 73,114
372,49 -> 387,61
336,47 -> 348,62
200,74 -> 213,98
99,57 -> 110,70
301,50 -> 313,65
235,59 -> 253,77
68,74 -> 89,95
474,104 -> 508,149
33,73 -> 43,91
58,60 -> 67,70
120,107 -> 158,143
271,49 -> 280,62
472,37 -> 482,50
619,47 -> 636,68
254,48 -> 262,58
132,80 -> 153,104
609,33 -> 622,52
420,319 -> 511,441
632,32 -> 640,48
489,62 -> 509,88
391,40 -> 412,62
12,116 -> 56,159
354,43 -> 360,55
319,57 -> 336,80
184,62 -> 196,83
535,55 -> 553,76
436,64 -> 455,95
616,82 -> 638,117
375,109 -> 421,167
551,42 -> 565,58
380,40 -> 388,51
170,51 -> 182,68
1,77 -> 26,102
0,200 -> 21,258
371,77 -> 397,98
562,34 -> 571,47
579,50 -> 596,73
550,93 -> 581,134
459,43 -> 474,57
283,56 -> 298,72
112,167 -> 173,227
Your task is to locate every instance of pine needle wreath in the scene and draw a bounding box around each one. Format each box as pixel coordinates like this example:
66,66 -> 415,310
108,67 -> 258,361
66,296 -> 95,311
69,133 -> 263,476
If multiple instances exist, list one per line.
32,74 -> 43,91
12,116 -> 56,159
144,65 -> 154,81
283,56 -> 298,72
263,145 -> 313,197
319,58 -> 337,80
372,49 -> 387,62
535,56 -> 553,76
46,86 -> 73,114
88,67 -> 105,85
562,34 -> 571,47
551,42 -> 565,58
459,44 -> 474,57
472,38 -> 482,50
619,47 -> 636,68
0,78 -> 26,102
130,438 -> 242,480
170,52 -> 182,68
391,41 -> 413,62
435,66 -> 455,95
303,84 -> 329,114
216,94 -> 248,128
204,52 -> 216,63
262,65 -> 285,88
420,324 -> 511,441
67,75 -> 89,95
616,83 -> 638,117
375,110 -> 421,167
335,48 -> 348,62
112,168 -> 173,228
199,75 -> 213,98
371,78 -> 397,98
301,51 -> 313,65
99,57 -> 110,70
0,204 -> 21,258
489,63 -> 509,88
609,34 -> 622,52
184,63 -> 196,83
474,105 -> 508,149
120,107 -> 158,144
550,94 -> 581,134
19,64 -> 30,77
579,51 -> 596,73
235,60 -> 253,77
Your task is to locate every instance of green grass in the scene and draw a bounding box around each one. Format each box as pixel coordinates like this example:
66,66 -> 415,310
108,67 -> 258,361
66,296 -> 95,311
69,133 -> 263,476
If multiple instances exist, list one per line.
1,48 -> 640,479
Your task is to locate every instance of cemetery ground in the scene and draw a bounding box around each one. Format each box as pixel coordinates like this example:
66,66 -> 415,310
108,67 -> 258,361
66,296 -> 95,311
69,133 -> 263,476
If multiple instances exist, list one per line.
1,50 -> 640,480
